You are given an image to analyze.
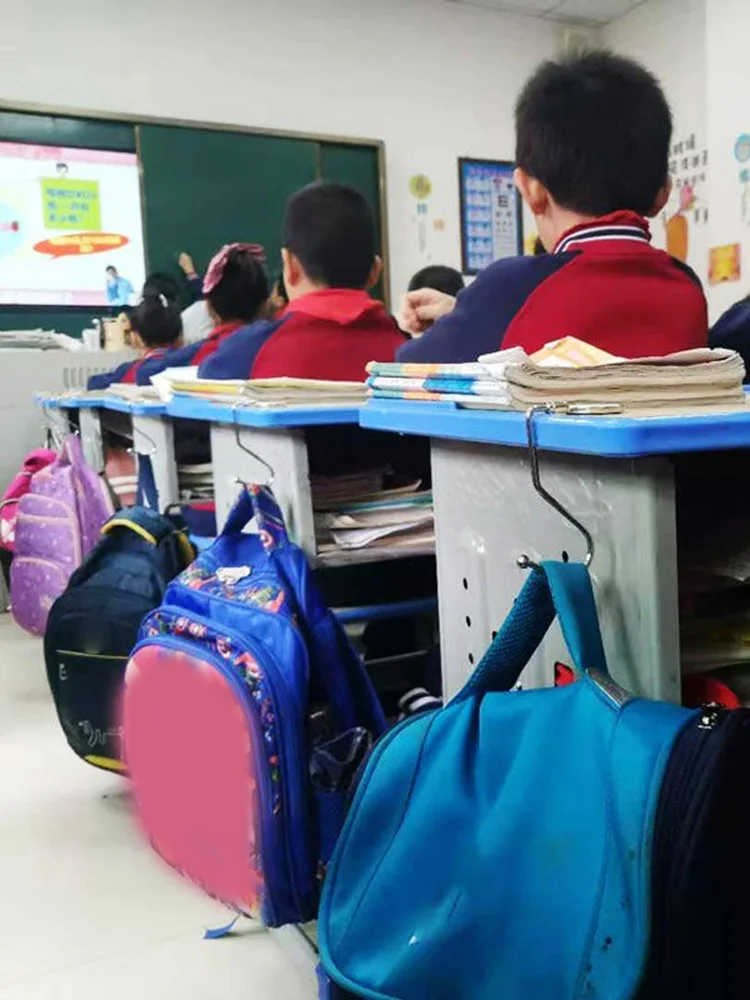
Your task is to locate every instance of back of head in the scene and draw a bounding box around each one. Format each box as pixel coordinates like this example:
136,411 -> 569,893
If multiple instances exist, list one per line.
142,272 -> 180,305
515,50 -> 672,217
408,265 -> 465,298
282,182 -> 376,289
204,244 -> 269,324
130,292 -> 183,349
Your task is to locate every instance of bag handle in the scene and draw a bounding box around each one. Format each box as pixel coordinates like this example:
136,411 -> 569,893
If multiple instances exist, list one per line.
221,485 -> 289,549
61,433 -> 86,469
456,561 -> 608,701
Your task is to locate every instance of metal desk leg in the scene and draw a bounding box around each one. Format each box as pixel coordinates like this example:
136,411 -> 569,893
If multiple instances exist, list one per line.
431,439 -> 680,702
210,424 -> 316,556
132,414 -> 179,512
78,408 -> 104,471
42,405 -> 70,450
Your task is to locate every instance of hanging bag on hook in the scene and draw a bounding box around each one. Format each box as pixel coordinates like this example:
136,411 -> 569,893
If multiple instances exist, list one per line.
123,485 -> 386,927
319,560 -> 750,999
11,434 -> 114,635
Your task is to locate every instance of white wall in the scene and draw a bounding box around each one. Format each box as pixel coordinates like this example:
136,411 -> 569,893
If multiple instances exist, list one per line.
603,0 -> 709,297
705,0 -> 750,319
0,0 -> 559,301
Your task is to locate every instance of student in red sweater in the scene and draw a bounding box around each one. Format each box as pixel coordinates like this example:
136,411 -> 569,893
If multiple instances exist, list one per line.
398,51 -> 708,362
131,244 -> 270,385
88,292 -> 183,390
199,182 -> 405,381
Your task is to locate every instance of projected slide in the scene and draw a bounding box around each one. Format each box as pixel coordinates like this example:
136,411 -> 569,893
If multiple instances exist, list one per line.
0,141 -> 146,307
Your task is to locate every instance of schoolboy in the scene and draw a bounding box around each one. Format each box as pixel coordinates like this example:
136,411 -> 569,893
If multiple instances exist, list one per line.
398,51 -> 707,362
199,182 -> 405,381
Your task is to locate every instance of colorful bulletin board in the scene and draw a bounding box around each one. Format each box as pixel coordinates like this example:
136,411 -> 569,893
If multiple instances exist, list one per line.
458,158 -> 523,274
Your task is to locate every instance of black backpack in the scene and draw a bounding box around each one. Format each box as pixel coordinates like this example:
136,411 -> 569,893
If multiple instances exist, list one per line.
44,507 -> 194,771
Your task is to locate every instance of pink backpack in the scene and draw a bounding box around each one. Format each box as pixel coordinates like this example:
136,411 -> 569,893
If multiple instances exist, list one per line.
11,436 -> 115,636
0,449 -> 57,552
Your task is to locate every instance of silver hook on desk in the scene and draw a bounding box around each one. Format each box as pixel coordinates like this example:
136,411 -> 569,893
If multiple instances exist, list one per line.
39,394 -> 67,449
517,404 -> 594,571
232,402 -> 275,487
131,423 -> 158,459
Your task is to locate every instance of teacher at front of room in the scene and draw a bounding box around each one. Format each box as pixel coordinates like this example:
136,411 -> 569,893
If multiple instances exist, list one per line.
105,265 -> 135,307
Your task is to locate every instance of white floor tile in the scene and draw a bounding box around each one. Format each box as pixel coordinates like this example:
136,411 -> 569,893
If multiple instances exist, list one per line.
0,616 -> 317,998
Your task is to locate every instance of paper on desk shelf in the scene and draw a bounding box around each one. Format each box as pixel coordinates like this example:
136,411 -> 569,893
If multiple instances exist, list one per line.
150,366 -> 199,402
318,508 -> 434,531
108,383 -> 161,402
331,518 -> 435,550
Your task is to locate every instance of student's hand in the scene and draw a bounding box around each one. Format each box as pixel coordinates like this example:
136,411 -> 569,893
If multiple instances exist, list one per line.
397,289 -> 456,335
178,251 -> 197,277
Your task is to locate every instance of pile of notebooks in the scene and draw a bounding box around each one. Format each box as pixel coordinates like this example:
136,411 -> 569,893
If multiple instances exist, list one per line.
366,348 -> 525,406
312,469 -> 434,558
368,338 -> 748,416
151,369 -> 369,408
178,462 -> 214,502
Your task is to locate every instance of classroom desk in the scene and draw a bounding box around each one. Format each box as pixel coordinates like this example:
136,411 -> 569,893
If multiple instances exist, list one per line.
360,399 -> 750,702
38,394 -> 180,512
167,396 -> 378,561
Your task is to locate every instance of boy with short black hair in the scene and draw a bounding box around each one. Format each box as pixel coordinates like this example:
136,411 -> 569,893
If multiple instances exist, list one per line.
399,51 -> 707,362
200,182 -> 404,381
408,265 -> 465,299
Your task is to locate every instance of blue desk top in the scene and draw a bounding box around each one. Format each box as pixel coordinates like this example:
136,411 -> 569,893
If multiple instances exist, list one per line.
37,393 -> 167,417
360,399 -> 750,458
167,394 -> 361,428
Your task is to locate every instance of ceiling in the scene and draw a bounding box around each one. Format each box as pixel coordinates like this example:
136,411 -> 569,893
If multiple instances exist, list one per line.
449,0 -> 648,27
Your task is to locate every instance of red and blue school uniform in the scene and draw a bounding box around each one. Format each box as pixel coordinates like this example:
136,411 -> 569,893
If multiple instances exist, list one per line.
87,347 -> 172,391
198,289 -> 406,381
88,321 -> 251,391
709,298 -> 750,380
398,212 -> 708,364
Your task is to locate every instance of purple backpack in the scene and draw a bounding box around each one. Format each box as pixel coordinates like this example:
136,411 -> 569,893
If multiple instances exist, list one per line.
11,435 -> 114,636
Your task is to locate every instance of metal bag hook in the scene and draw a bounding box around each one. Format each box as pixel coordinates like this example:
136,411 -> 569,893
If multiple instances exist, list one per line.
232,402 -> 275,487
131,422 -> 158,459
517,404 -> 594,571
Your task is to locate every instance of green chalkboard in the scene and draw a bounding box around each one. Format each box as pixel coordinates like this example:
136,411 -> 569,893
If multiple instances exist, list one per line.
139,125 -> 319,287
320,142 -> 386,302
0,109 -> 385,333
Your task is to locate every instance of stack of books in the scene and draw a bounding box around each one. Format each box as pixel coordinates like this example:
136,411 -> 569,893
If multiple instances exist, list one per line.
312,470 -> 434,559
366,348 -> 527,406
368,339 -> 747,416
504,342 -> 747,415
154,370 -> 368,409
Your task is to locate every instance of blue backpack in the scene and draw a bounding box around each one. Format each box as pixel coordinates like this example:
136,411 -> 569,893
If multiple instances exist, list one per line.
320,561 -> 750,999
123,486 -> 387,927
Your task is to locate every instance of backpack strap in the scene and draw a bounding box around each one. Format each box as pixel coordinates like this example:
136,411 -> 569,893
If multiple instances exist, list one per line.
222,485 -> 289,549
455,561 -> 609,702
102,507 -> 194,566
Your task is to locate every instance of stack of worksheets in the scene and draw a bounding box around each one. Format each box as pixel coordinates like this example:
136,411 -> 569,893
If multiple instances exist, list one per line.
312,470 -> 434,557
163,372 -> 368,409
504,343 -> 747,414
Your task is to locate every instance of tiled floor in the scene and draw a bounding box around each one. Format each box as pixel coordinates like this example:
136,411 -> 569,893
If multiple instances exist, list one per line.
0,615 -> 316,999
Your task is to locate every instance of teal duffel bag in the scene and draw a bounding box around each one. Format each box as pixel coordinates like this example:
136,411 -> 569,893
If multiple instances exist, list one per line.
318,560 -> 750,999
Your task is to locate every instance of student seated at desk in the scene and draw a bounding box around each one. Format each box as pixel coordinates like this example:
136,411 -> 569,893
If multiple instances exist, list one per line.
88,293 -> 183,390
709,295 -> 750,380
199,182 -> 405,381
397,51 -> 707,362
130,245 -> 269,384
